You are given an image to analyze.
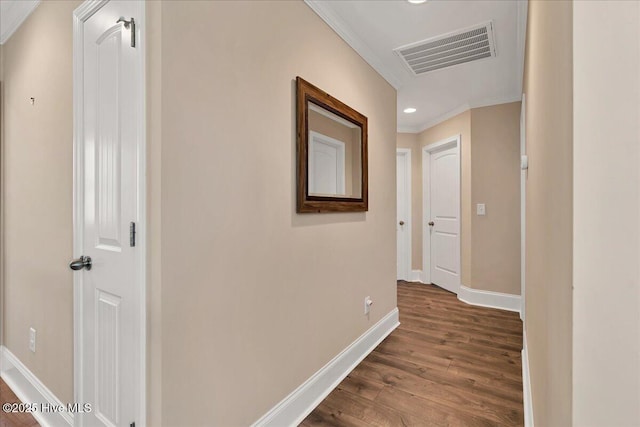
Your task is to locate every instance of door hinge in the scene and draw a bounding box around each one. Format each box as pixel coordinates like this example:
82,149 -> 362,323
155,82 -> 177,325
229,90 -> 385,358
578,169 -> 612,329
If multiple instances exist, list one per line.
130,222 -> 136,247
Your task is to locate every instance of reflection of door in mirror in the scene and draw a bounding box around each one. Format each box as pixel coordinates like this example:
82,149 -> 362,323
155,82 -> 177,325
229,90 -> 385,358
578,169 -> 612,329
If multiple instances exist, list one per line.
309,132 -> 346,196
307,103 -> 362,198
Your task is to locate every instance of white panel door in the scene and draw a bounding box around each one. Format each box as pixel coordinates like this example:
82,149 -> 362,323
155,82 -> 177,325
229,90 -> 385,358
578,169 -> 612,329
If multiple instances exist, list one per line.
397,150 -> 410,280
308,132 -> 346,196
429,147 -> 460,293
77,1 -> 143,426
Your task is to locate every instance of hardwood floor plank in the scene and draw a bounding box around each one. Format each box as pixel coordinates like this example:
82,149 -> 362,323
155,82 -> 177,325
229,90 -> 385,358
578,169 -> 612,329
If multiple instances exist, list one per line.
364,352 -> 524,406
321,388 -> 430,427
389,328 -> 522,369
333,374 -> 385,401
300,402 -> 372,427
301,281 -> 524,426
0,379 -> 39,427
374,387 -> 500,427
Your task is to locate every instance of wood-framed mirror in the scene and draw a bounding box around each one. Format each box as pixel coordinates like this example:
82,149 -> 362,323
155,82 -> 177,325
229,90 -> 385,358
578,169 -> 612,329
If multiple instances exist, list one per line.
296,77 -> 368,213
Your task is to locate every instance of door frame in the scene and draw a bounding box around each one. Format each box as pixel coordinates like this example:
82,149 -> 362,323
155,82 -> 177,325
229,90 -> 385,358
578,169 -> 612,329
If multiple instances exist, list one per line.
396,148 -> 412,280
520,93 -> 526,321
422,134 -> 461,291
72,1 -> 147,425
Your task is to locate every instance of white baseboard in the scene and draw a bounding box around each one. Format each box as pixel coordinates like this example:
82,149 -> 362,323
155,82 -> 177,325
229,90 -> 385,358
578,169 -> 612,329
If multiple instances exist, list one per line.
522,329 -> 534,427
410,270 -> 424,282
0,346 -> 72,427
252,308 -> 400,427
457,285 -> 521,313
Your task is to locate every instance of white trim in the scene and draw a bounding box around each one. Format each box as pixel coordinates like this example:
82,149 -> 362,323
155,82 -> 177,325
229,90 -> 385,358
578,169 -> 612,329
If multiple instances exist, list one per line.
410,270 -> 423,282
72,2 -> 147,426
401,104 -> 471,134
471,94 -> 523,111
422,135 -> 461,293
252,308 -> 400,427
399,95 -> 522,134
0,346 -> 73,427
520,93 -> 527,321
457,285 -> 521,313
397,148 -> 412,281
303,0 -> 403,89
522,329 -> 534,427
516,1 -> 528,98
0,0 -> 41,45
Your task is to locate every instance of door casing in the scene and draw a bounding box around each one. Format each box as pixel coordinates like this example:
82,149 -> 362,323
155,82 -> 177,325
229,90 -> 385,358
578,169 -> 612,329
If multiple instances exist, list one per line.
422,134 -> 461,291
520,94 -> 526,321
396,148 -> 412,281
72,1 -> 147,425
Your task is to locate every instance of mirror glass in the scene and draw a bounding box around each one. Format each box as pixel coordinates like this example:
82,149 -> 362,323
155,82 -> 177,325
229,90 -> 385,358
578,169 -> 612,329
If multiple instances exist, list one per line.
296,76 -> 367,213
307,101 -> 362,199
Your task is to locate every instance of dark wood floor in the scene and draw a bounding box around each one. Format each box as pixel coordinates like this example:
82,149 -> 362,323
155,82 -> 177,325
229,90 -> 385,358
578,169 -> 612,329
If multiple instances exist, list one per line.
301,281 -> 524,427
0,378 -> 39,427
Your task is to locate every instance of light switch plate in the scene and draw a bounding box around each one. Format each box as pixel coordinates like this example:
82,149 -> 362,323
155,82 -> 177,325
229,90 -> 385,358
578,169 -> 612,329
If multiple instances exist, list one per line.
477,203 -> 486,216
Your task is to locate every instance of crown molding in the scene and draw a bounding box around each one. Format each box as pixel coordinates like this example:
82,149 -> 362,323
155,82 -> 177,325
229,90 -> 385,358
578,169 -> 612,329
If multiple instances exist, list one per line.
471,93 -> 522,110
399,93 -> 523,134
411,103 -> 471,134
304,0 -> 404,90
0,0 -> 41,45
397,125 -> 423,134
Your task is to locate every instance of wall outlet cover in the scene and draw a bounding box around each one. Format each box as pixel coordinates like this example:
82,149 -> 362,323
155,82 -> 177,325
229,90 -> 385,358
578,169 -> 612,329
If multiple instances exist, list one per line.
364,296 -> 373,315
29,327 -> 36,353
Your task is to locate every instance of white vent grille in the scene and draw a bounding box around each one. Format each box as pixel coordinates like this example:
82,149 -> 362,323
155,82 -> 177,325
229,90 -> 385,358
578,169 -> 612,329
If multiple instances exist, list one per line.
394,21 -> 497,75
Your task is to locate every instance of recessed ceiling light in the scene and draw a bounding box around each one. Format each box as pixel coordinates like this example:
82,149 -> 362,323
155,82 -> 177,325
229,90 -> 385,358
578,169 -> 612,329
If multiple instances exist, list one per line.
407,0 -> 427,4
403,107 -> 417,114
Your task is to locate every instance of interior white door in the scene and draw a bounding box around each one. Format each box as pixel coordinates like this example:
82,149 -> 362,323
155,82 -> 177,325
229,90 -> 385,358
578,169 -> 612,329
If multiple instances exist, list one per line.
429,146 -> 460,293
77,1 -> 143,426
308,132 -> 346,196
397,150 -> 411,280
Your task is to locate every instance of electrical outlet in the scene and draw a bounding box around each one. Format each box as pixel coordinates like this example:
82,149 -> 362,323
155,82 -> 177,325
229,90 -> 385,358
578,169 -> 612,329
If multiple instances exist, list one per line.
364,296 -> 373,315
29,328 -> 36,353
477,203 -> 486,216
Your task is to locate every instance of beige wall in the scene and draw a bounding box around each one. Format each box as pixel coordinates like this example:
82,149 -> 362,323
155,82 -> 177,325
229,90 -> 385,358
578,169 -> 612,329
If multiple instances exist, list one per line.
470,103 -> 521,294
158,1 -> 397,425
1,2 -> 396,425
396,133 -> 420,270
400,105 -> 520,295
572,1 -> 640,425
1,0 -> 82,404
523,0 -> 573,425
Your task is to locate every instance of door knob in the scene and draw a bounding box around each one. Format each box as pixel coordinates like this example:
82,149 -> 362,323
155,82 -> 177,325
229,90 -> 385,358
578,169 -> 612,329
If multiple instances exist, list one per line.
69,256 -> 92,271
399,221 -> 405,226
428,221 -> 435,226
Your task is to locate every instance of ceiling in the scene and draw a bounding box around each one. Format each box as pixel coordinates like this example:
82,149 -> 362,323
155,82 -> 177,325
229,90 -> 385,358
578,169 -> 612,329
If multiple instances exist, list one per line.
305,0 -> 527,133
1,0 -> 525,133
0,0 -> 40,45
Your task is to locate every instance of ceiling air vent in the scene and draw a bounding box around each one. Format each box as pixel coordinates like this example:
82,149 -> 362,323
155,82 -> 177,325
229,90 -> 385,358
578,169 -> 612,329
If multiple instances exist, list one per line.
394,21 -> 497,75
